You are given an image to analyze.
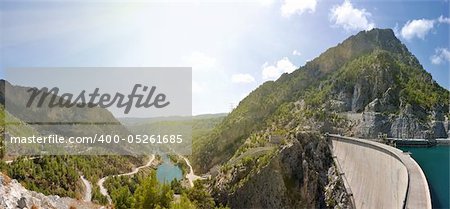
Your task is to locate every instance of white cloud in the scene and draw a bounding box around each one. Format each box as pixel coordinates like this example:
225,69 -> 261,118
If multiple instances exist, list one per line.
231,73 -> 256,84
262,57 -> 297,80
400,19 -> 435,40
183,51 -> 217,71
281,0 -> 317,17
430,48 -> 450,65
438,15 -> 450,24
329,0 -> 375,32
399,16 -> 450,40
292,50 -> 302,56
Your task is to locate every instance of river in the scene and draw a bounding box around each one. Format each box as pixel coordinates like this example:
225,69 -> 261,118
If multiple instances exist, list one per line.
156,155 -> 183,183
399,146 -> 449,209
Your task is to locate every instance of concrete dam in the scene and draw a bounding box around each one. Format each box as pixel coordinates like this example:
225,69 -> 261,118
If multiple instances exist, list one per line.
327,134 -> 431,209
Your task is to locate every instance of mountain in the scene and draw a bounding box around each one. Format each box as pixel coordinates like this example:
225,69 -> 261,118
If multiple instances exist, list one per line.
118,113 -> 227,127
193,28 -> 449,174
122,114 -> 226,156
0,80 -> 136,155
190,28 -> 449,208
0,80 -> 129,137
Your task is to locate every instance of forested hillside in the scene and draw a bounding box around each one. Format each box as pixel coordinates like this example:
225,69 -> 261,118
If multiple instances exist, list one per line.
191,28 -> 449,173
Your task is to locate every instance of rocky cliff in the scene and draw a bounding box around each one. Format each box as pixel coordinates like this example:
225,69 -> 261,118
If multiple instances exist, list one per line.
303,29 -> 449,139
212,133 -> 352,209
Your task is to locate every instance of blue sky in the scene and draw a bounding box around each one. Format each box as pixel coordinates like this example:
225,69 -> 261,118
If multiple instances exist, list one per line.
0,0 -> 449,115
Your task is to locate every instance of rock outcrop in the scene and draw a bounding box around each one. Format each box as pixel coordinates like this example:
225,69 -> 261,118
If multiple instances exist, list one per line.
327,58 -> 448,139
350,102 -> 448,139
0,173 -> 58,209
0,173 -> 102,209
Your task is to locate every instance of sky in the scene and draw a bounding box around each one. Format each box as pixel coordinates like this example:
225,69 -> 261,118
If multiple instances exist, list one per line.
0,0 -> 449,115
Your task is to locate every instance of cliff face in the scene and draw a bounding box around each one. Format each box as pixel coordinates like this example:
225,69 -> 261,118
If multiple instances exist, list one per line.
353,105 -> 448,139
322,49 -> 449,139
212,133 -> 351,209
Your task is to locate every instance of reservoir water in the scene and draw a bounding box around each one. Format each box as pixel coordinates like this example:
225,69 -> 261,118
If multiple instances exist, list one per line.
399,146 -> 449,209
156,155 -> 183,183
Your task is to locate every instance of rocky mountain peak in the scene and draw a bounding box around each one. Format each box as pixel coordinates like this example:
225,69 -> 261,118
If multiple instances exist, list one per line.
305,28 -> 420,75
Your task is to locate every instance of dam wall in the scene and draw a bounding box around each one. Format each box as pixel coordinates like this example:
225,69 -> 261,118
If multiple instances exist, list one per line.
328,134 -> 431,209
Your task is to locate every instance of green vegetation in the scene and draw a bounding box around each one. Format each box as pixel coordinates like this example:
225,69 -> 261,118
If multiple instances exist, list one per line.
398,64 -> 449,110
218,147 -> 278,193
0,155 -> 144,199
331,49 -> 449,114
103,169 -> 225,209
103,168 -> 151,208
6,156 -> 80,198
170,178 -> 184,194
133,171 -> 173,209
186,181 -> 216,209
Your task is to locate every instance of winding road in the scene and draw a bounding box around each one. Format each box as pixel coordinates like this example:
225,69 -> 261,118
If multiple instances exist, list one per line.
97,155 -> 155,204
80,175 -> 92,202
178,155 -> 205,187
4,154 -> 202,206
